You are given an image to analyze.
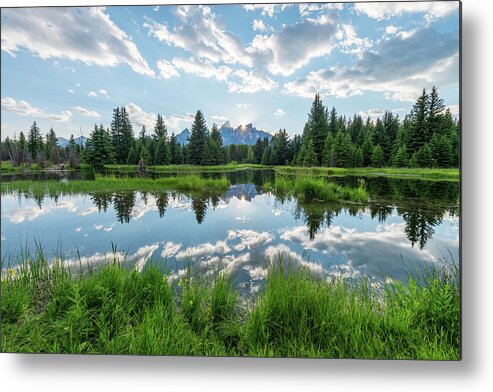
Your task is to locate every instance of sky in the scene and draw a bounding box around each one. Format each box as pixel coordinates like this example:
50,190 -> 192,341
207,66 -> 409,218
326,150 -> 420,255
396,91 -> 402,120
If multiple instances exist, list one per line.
0,1 -> 460,140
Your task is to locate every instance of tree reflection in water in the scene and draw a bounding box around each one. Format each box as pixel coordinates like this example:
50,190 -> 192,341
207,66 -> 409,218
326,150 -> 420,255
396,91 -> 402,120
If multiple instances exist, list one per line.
10,170 -> 459,249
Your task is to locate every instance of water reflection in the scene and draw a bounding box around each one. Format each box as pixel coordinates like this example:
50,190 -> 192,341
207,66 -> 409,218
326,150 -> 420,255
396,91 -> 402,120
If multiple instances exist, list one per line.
4,180 -> 458,250
2,171 -> 459,288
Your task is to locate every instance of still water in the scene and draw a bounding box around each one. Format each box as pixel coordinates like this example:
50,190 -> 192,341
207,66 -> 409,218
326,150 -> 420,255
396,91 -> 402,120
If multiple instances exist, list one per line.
1,170 -> 459,293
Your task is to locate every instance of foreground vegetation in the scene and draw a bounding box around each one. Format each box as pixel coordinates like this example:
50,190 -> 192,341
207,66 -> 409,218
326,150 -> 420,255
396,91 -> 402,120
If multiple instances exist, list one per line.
1,175 -> 229,196
1,256 -> 459,359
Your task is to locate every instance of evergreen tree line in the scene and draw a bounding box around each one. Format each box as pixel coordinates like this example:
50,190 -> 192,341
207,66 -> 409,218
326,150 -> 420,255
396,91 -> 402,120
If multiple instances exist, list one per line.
1,122 -> 82,168
294,86 -> 459,168
2,86 -> 459,170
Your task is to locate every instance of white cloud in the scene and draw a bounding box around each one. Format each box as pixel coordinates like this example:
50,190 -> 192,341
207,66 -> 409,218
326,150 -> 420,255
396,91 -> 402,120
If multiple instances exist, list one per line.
146,6 -> 338,78
252,19 -> 268,33
7,200 -> 77,224
1,7 -> 154,77
353,2 -> 458,22
156,59 -> 180,79
125,102 -> 156,129
88,91 -> 97,98
227,70 -> 277,94
171,56 -> 231,81
68,89 -> 75,94
133,243 -> 160,272
247,16 -> 338,76
211,114 -> 228,122
447,104 -> 460,118
243,4 -> 290,18
1,97 -> 72,123
73,106 -> 101,118
358,108 -> 405,119
274,108 -> 285,117
336,24 -> 372,55
284,27 -> 459,102
161,242 -> 182,259
299,3 -> 344,17
227,229 -> 274,251
236,103 -> 251,108
153,6 -> 160,12
279,223 -> 456,279
97,88 -> 108,96
263,244 -> 324,275
79,206 -> 99,216
175,240 -> 231,260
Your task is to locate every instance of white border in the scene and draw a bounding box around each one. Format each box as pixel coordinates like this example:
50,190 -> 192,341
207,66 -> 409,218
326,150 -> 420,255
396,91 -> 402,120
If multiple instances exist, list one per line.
2,1 -> 492,391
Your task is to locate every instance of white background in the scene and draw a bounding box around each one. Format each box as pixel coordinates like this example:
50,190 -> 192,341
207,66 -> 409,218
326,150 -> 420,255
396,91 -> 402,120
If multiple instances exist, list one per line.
1,0 -> 491,391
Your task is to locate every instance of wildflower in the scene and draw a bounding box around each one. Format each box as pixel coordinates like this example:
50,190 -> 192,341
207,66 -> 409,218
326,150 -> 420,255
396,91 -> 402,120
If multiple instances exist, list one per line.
189,300 -> 193,306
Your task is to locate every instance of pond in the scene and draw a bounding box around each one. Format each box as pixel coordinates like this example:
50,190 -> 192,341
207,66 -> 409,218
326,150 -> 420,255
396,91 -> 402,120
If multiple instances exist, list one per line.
1,169 -> 459,294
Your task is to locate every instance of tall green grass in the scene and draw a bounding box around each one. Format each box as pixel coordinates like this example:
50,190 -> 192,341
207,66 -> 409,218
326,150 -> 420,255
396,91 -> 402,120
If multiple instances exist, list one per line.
1,175 -> 229,196
1,255 -> 459,359
274,166 -> 459,181
265,176 -> 369,203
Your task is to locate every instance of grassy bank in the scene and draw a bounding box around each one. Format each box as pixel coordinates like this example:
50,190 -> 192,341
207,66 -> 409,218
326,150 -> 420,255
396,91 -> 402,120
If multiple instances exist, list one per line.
265,176 -> 369,203
105,163 -> 267,173
3,161 -> 459,181
1,257 -> 459,359
274,166 -> 459,181
1,175 -> 229,196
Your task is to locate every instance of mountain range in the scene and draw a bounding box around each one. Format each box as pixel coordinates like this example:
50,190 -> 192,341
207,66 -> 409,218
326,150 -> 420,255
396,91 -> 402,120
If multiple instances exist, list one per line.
57,136 -> 87,148
175,121 -> 272,146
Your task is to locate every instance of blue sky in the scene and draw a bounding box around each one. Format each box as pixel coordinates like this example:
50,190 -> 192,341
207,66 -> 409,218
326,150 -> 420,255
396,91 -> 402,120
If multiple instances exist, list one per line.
1,2 -> 460,139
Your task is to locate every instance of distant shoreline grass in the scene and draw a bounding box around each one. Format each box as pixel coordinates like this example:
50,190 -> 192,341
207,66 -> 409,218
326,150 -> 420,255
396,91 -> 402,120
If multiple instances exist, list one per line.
2,161 -> 459,181
1,175 -> 229,195
264,176 -> 369,203
273,166 -> 460,181
1,256 -> 459,359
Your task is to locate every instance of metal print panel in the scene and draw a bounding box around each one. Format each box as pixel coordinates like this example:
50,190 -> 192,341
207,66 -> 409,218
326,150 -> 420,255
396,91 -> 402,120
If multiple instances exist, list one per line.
0,1 -> 461,359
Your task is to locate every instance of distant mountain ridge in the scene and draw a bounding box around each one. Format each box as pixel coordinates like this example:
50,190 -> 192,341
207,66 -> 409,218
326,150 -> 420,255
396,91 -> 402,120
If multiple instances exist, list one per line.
175,122 -> 272,146
57,136 -> 87,148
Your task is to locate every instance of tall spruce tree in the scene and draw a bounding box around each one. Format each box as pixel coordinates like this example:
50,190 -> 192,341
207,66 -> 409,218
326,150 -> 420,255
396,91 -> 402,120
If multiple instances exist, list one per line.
303,94 -> 329,164
408,89 -> 429,155
187,110 -> 208,165
85,124 -> 116,171
27,121 -> 43,159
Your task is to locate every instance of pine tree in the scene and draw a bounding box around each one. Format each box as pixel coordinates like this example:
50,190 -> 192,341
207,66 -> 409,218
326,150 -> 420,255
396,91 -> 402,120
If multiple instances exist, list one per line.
187,110 -> 208,165
321,132 -> 334,166
371,145 -> 385,167
373,118 -> 390,164
410,143 -> 436,168
408,89 -> 429,155
85,124 -> 116,171
349,114 -> 363,143
27,121 -> 43,159
271,129 -> 289,165
427,86 -> 445,136
302,139 -> 318,167
120,107 -> 134,164
154,114 -> 167,141
169,133 -> 178,164
361,135 -> 374,167
391,145 -> 408,167
429,134 -> 452,167
155,136 -> 171,165
45,127 -> 60,163
253,137 -> 264,164
332,130 -> 353,168
328,106 -> 338,136
209,123 -> 225,165
352,146 -> 363,167
303,94 -> 329,164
